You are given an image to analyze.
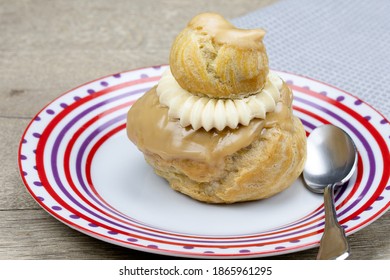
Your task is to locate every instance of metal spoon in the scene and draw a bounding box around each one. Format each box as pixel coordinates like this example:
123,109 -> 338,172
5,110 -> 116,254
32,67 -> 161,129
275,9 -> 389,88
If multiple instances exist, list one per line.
303,124 -> 358,260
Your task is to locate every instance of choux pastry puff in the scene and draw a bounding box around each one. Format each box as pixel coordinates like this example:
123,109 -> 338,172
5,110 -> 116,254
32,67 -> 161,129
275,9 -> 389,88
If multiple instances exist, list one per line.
127,13 -> 306,203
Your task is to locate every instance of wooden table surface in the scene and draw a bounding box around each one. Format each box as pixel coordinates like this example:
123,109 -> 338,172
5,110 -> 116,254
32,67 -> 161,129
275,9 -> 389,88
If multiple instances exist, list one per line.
1,0 -> 389,260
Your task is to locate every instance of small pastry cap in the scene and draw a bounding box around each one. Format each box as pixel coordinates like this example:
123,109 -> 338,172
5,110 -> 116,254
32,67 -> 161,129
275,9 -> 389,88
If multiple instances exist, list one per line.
169,13 -> 269,99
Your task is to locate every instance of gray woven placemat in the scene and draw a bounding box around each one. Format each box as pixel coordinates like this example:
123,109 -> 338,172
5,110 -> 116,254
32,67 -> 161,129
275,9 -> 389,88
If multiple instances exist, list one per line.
232,0 -> 390,119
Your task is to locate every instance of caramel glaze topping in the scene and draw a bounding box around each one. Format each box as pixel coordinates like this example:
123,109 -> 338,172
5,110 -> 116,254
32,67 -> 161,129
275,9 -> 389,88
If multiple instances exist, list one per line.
187,13 -> 266,49
127,83 -> 293,164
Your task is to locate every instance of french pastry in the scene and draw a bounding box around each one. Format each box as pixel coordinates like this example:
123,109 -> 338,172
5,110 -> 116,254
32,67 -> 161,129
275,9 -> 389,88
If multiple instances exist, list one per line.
127,13 -> 307,203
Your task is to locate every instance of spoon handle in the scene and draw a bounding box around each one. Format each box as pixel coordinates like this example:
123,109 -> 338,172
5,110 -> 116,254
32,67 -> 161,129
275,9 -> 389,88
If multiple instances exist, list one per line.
317,184 -> 350,260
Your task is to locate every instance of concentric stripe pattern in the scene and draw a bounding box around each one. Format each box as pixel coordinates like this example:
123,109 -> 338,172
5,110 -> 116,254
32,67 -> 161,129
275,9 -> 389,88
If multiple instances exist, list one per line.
19,65 -> 390,258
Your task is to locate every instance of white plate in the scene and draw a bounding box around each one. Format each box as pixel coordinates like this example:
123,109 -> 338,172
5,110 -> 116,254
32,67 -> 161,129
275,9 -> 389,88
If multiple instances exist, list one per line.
18,65 -> 390,258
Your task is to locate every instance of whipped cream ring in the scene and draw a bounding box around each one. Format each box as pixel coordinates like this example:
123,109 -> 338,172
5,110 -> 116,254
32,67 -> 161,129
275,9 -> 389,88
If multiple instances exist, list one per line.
157,68 -> 283,131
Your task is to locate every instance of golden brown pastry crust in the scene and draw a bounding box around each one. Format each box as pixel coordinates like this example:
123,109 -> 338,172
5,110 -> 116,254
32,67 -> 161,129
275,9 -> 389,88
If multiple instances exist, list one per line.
169,13 -> 269,99
133,84 -> 307,203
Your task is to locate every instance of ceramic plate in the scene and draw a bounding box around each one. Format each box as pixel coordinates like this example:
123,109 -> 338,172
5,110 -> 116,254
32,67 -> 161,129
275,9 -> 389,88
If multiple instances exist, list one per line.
18,65 -> 390,258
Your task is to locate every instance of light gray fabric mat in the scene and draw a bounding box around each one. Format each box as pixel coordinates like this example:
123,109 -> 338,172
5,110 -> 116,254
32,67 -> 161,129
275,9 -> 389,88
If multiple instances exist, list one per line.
232,0 -> 390,119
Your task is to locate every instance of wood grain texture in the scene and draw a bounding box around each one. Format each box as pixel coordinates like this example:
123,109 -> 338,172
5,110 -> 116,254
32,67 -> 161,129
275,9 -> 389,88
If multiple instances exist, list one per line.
1,0 -> 389,260
0,119 -> 38,210
1,209 -> 388,260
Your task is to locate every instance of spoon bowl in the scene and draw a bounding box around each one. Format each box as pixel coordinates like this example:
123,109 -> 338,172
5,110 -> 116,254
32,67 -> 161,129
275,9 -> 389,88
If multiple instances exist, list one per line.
303,124 -> 358,260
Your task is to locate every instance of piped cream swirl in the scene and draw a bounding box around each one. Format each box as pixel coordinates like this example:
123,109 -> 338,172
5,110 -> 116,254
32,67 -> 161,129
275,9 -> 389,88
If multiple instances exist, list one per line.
156,68 -> 283,131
